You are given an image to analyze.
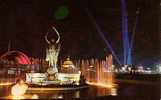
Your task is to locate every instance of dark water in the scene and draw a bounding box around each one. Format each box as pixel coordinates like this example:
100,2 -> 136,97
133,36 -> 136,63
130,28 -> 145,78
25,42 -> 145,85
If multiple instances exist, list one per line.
28,83 -> 160,100
0,80 -> 160,100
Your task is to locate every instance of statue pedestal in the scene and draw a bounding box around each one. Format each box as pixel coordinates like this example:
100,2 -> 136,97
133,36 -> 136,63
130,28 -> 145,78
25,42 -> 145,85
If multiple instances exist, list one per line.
48,74 -> 57,80
47,65 -> 58,80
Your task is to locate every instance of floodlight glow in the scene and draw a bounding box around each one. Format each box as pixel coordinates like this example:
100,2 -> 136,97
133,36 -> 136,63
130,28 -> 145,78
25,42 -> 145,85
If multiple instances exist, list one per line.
11,80 -> 28,97
121,0 -> 131,64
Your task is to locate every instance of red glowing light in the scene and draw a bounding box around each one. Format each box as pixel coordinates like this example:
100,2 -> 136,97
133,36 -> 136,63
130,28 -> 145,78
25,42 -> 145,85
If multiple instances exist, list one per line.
0,50 -> 31,65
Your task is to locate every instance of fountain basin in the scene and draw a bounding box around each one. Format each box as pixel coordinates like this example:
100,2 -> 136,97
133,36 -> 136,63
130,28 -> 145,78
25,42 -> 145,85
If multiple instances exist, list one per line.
26,72 -> 82,86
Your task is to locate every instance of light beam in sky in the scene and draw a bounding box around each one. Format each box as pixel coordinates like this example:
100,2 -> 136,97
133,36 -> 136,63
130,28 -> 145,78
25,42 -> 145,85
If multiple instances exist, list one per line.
121,0 -> 131,64
85,8 -> 121,65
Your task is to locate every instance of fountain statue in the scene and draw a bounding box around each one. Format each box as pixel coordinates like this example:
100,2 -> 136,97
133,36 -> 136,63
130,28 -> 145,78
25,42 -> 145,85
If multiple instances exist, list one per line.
45,26 -> 61,80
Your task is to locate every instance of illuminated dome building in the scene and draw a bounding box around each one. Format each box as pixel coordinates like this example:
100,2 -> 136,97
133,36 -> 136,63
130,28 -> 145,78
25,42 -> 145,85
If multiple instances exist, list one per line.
0,50 -> 31,77
60,57 -> 79,73
58,57 -> 81,85
0,50 -> 31,65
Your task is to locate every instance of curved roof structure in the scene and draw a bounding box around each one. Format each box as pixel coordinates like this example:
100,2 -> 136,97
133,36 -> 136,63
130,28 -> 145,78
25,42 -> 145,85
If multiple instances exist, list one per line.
0,50 -> 31,65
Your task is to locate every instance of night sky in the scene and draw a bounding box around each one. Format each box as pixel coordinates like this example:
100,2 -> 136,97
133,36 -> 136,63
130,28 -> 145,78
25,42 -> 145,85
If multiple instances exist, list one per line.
0,0 -> 160,65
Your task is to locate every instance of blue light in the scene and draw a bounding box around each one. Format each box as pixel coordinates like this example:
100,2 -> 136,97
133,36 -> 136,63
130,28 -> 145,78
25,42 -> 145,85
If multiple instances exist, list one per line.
121,0 -> 132,64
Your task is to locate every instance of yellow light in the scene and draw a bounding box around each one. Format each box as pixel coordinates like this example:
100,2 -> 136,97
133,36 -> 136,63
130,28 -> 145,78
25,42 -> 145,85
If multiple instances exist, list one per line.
110,88 -> 117,96
11,80 -> 28,97
12,95 -> 25,99
58,95 -> 63,99
32,94 -> 39,99
86,81 -> 114,88
0,82 -> 13,86
78,71 -> 81,74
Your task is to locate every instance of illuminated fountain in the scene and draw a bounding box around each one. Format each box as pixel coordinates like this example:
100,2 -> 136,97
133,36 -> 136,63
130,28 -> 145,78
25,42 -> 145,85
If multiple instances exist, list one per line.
82,54 -> 116,88
26,57 -> 82,86
26,26 -> 80,86
0,26 -> 116,99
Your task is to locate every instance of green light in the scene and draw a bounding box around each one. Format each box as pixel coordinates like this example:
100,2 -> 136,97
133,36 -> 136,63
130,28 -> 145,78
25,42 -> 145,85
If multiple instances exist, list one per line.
54,6 -> 69,20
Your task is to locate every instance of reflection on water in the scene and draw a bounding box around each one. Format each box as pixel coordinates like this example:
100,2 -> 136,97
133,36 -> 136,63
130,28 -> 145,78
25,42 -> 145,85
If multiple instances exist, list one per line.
89,87 -> 116,97
0,84 -> 117,99
110,88 -> 117,96
0,81 -> 160,100
31,94 -> 39,99
11,95 -> 25,99
52,94 -> 63,99
74,91 -> 80,98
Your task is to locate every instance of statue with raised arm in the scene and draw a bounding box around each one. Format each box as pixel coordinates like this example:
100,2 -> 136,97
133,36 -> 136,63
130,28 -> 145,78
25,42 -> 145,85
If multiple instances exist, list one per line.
45,26 -> 61,79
